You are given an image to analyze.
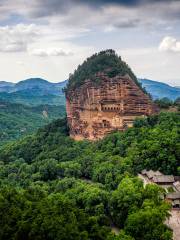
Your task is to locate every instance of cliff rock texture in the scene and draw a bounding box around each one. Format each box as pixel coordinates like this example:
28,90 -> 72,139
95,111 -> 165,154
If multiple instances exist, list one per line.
66,73 -> 158,140
65,50 -> 158,140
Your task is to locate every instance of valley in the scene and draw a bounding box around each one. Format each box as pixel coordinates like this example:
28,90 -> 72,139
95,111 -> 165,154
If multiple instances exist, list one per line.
1,0 -> 180,239
0,101 -> 65,146
0,50 -> 179,240
0,112 -> 179,239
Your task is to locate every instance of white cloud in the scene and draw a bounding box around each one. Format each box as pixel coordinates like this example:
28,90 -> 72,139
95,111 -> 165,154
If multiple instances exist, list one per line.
0,1 -> 180,85
1,41 -> 26,52
120,47 -> 180,85
29,48 -> 73,57
159,36 -> 180,53
2,0 -> 180,32
0,24 -> 39,52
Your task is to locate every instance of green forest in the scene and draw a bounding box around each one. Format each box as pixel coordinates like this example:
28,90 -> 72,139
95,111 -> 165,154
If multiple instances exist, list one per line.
0,112 -> 179,240
0,101 -> 65,146
66,50 -> 144,92
0,91 -> 65,106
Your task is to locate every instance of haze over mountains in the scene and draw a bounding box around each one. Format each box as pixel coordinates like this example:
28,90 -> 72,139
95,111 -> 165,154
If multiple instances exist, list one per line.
0,78 -> 179,103
0,78 -> 67,106
0,102 -> 65,146
0,78 -> 67,144
0,78 -> 67,94
138,79 -> 180,101
2,76 -> 178,147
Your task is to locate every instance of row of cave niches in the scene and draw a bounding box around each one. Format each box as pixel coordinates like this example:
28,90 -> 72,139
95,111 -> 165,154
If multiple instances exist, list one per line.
101,106 -> 148,112
92,119 -> 133,129
101,82 -> 140,91
101,106 -> 122,111
100,88 -> 139,96
76,104 -> 148,114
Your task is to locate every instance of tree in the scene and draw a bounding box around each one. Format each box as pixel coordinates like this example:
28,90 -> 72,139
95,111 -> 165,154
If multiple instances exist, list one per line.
109,177 -> 143,227
154,97 -> 173,109
108,230 -> 134,240
38,158 -> 59,181
124,202 -> 172,240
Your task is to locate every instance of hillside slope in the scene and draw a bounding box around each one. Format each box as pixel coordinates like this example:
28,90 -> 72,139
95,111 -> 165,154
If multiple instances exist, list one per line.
66,49 -> 143,92
0,91 -> 65,106
0,81 -> 15,92
66,50 -> 156,140
139,78 -> 180,100
1,77 -> 179,104
0,101 -> 65,146
0,78 -> 67,106
0,112 -> 178,239
13,78 -> 66,95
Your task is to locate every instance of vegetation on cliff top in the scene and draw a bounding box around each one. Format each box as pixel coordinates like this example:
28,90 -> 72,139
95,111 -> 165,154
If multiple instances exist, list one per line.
66,49 -> 144,92
0,112 -> 179,239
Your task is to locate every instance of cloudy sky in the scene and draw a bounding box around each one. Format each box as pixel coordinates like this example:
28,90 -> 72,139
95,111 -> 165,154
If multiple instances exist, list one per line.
0,0 -> 180,85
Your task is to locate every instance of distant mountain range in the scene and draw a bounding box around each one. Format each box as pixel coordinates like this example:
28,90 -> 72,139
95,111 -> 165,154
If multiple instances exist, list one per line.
138,78 -> 180,101
0,101 -> 65,146
0,81 -> 15,92
0,78 -> 67,106
0,78 -> 67,95
0,78 -> 179,104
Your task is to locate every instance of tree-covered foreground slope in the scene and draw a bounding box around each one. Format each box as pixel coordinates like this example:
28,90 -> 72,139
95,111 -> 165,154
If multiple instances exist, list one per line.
0,101 -> 65,146
0,112 -> 179,240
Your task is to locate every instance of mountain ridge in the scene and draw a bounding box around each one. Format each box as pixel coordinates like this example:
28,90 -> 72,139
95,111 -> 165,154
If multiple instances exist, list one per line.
1,78 -> 67,95
0,78 -> 67,106
138,78 -> 180,100
0,100 -> 65,146
66,49 -> 141,91
0,77 -> 179,101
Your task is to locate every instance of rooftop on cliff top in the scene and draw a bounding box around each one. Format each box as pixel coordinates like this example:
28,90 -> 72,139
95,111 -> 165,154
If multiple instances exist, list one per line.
66,49 -> 144,92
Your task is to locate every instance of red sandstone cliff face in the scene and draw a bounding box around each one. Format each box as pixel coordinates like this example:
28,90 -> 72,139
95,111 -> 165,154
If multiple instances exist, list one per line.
66,73 -> 158,140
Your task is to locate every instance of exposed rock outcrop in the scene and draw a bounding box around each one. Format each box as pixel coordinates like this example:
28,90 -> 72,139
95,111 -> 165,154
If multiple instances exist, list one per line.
66,72 -> 158,140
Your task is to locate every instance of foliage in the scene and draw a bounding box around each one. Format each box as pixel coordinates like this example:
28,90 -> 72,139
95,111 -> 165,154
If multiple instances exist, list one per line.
0,112 -> 178,239
66,50 -> 144,92
0,78 -> 67,106
155,97 -> 180,109
0,91 -> 65,106
0,186 -> 111,240
125,202 -> 172,240
0,101 -> 65,146
109,177 -> 144,227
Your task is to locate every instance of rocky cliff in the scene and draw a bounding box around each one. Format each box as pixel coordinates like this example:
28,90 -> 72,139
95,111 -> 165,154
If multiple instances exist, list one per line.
65,50 -> 158,140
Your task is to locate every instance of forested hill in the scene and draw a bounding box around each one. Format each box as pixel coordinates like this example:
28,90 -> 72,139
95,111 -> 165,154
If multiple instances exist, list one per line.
0,101 -> 65,146
66,49 -> 142,91
0,78 -> 67,106
1,77 -> 179,103
0,112 -> 179,239
0,78 -> 67,95
139,78 -> 180,100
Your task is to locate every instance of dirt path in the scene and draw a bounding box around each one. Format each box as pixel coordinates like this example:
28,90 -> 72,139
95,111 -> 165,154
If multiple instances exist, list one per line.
166,210 -> 180,240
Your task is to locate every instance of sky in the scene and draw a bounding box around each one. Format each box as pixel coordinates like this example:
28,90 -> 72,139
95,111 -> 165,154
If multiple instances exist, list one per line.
0,0 -> 180,86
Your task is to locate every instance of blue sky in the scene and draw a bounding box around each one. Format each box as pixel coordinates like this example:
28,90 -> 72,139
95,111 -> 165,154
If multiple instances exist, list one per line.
0,0 -> 180,85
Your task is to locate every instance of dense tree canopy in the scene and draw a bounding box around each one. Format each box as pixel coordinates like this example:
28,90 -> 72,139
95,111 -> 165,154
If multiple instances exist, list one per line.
66,50 -> 144,92
0,112 -> 179,239
0,101 -> 65,146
